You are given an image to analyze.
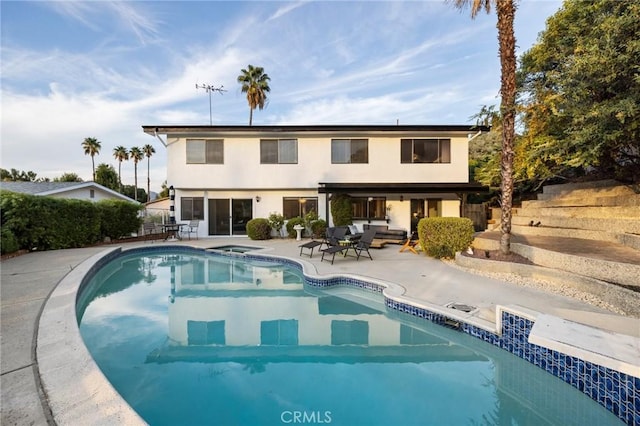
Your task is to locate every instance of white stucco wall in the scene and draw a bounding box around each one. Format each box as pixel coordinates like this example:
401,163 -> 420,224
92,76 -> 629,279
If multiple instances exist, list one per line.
165,134 -> 470,189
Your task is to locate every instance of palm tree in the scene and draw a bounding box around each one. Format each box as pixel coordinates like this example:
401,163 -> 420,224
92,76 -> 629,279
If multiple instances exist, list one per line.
81,137 -> 101,181
453,0 -> 516,255
143,144 -> 156,202
129,147 -> 144,202
237,65 -> 271,125
113,146 -> 129,193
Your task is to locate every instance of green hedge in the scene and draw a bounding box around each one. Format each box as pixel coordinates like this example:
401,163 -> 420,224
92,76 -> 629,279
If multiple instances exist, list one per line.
246,218 -> 271,240
0,190 -> 142,254
98,199 -> 143,239
310,219 -> 327,239
418,217 -> 474,259
330,194 -> 352,226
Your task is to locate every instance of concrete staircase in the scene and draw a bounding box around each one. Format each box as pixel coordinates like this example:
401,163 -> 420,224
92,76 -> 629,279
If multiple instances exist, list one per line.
502,180 -> 640,250
478,180 -> 640,289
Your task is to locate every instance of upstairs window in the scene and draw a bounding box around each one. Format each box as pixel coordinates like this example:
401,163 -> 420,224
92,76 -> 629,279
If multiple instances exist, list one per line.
260,139 -> 298,164
331,139 -> 368,164
186,139 -> 224,164
401,139 -> 451,163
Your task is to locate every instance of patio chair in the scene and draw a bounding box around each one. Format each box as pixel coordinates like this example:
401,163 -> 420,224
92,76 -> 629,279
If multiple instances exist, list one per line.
320,227 -> 351,264
399,232 -> 420,254
353,229 -> 376,261
322,226 -> 348,248
183,220 -> 200,240
143,222 -> 163,242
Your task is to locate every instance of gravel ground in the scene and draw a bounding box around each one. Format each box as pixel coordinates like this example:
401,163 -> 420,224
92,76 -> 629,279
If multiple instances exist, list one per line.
442,259 -> 627,315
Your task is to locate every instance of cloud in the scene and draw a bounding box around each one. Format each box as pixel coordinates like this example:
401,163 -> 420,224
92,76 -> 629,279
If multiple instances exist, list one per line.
46,1 -> 161,45
265,1 -> 309,22
1,0 -> 563,190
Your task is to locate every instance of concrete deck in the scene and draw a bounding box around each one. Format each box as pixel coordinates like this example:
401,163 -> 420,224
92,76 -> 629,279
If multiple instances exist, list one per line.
2,236 -> 639,425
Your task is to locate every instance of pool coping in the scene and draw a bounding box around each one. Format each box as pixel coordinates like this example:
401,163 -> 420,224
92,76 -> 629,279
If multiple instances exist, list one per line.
36,245 -> 640,425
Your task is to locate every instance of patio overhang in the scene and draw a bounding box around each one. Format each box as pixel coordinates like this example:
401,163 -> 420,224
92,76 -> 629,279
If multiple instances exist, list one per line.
317,182 -> 489,195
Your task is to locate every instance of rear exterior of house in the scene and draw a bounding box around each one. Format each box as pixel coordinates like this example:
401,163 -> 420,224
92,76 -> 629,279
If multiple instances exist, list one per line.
143,125 -> 488,238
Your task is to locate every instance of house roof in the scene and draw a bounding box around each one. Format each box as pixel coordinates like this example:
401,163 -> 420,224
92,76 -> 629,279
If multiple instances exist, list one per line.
318,182 -> 489,194
0,181 -> 137,202
143,124 -> 490,139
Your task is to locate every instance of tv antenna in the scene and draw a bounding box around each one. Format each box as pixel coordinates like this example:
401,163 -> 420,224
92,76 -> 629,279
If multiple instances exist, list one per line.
195,83 -> 226,125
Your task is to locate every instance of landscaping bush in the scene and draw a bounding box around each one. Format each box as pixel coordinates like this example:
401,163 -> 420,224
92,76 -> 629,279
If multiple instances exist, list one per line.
246,218 -> 272,240
285,216 -> 305,238
330,194 -> 352,226
1,191 -> 100,250
97,200 -> 143,240
0,190 -> 142,252
1,227 -> 19,255
310,218 -> 327,239
418,217 -> 474,259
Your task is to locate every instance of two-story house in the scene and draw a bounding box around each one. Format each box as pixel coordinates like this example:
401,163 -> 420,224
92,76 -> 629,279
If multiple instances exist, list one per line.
142,125 -> 488,238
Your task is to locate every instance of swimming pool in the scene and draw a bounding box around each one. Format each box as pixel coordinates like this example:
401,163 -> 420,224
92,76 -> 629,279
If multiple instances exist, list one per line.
77,248 -> 622,426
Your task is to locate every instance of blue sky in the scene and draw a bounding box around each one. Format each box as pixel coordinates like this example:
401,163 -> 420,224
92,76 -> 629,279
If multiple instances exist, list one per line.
1,0 -> 562,193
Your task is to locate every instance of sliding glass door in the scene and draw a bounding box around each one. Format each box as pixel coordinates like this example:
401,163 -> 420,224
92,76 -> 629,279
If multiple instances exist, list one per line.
208,198 -> 253,236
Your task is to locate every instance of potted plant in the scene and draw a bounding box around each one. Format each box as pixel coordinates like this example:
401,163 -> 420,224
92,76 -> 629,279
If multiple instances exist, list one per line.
267,212 -> 285,238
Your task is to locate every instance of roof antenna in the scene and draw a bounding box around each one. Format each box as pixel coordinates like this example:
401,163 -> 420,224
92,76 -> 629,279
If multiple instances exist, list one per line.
396,119 -> 399,125
195,83 -> 226,125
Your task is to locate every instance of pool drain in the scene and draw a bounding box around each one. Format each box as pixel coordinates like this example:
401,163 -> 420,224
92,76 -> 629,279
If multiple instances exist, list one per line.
446,302 -> 477,313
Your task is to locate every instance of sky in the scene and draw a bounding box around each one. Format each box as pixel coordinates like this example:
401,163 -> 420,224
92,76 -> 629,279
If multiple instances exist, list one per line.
1,0 -> 562,194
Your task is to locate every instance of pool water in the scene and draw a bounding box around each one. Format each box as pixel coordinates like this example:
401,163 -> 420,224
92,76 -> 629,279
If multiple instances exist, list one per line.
77,250 -> 621,426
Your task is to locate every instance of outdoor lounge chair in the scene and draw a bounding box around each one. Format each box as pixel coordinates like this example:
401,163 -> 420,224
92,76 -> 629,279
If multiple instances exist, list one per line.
353,229 -> 376,261
322,226 -> 348,248
299,240 -> 323,257
320,227 -> 350,264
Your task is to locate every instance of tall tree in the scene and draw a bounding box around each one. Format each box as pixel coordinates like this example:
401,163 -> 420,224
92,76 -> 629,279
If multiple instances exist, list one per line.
237,65 -> 271,125
453,0 -> 517,255
129,147 -> 144,202
95,163 -> 119,191
81,137 -> 102,181
1,168 -> 40,182
54,172 -> 83,182
143,144 -> 156,202
519,0 -> 640,183
113,146 -> 129,193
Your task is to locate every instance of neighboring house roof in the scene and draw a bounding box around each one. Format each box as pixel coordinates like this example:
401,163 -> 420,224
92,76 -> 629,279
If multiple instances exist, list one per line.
0,181 -> 137,203
144,196 -> 169,207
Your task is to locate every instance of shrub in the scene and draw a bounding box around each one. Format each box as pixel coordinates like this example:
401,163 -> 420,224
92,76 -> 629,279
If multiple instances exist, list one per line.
310,219 -> 327,238
246,218 -> 271,240
330,194 -> 352,226
0,190 -> 142,251
97,200 -> 143,240
1,227 -> 19,255
418,217 -> 474,259
285,216 -> 305,238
